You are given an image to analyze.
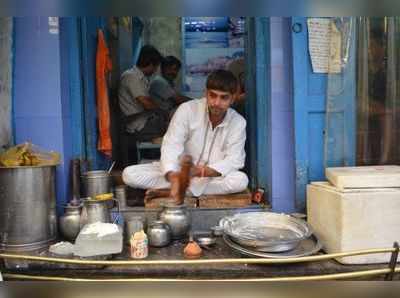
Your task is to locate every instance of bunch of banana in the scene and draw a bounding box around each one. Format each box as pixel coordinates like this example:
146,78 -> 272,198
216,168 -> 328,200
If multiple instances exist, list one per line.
0,143 -> 35,166
93,193 -> 114,201
0,143 -> 60,167
20,145 -> 40,166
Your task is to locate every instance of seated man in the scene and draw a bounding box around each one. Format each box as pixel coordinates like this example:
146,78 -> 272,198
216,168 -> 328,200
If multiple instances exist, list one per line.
149,55 -> 191,118
118,45 -> 166,166
227,57 -> 246,117
119,45 -> 165,139
122,69 -> 249,203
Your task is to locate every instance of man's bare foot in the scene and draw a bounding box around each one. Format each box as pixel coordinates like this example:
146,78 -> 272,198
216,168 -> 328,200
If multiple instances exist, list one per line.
144,189 -> 170,203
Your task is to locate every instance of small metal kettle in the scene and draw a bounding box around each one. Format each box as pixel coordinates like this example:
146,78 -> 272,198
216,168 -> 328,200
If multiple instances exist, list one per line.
147,220 -> 172,247
158,204 -> 191,240
59,158 -> 82,241
59,203 -> 82,241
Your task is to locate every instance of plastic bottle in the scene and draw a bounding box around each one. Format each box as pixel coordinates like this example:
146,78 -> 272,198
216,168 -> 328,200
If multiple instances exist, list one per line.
130,230 -> 148,259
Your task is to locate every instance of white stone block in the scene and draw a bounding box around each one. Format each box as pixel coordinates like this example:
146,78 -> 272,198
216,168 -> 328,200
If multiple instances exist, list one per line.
326,165 -> 400,190
307,182 -> 400,264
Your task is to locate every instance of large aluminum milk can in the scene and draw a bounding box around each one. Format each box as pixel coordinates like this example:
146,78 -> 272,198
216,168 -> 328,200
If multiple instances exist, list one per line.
0,165 -> 58,251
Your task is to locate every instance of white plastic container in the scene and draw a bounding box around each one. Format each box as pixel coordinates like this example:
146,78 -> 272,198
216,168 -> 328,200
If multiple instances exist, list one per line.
307,181 -> 400,264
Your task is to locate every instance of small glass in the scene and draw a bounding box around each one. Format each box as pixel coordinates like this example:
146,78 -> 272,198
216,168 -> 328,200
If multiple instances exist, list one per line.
124,216 -> 145,244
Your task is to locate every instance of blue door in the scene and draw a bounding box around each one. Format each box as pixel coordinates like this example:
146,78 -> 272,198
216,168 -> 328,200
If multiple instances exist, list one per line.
291,17 -> 356,211
80,17 -> 111,170
245,17 -> 270,192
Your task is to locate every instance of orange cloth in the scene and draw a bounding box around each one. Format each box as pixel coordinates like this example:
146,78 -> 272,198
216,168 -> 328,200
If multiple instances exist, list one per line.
96,29 -> 113,157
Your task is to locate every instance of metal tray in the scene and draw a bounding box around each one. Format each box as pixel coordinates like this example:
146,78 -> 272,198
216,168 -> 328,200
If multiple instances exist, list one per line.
230,236 -> 300,252
220,212 -> 313,252
223,234 -> 322,258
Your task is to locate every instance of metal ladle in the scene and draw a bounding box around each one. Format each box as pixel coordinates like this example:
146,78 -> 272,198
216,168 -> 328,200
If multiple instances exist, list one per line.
107,161 -> 116,174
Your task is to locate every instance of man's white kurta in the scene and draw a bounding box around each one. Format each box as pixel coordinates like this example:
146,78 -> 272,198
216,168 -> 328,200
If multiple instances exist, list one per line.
160,97 -> 247,195
122,97 -> 248,196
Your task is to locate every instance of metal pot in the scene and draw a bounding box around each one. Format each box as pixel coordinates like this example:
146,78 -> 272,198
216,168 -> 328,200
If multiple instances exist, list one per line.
0,165 -> 58,252
114,185 -> 127,209
158,205 -> 191,240
147,220 -> 171,247
59,204 -> 82,241
80,198 -> 116,227
81,170 -> 112,199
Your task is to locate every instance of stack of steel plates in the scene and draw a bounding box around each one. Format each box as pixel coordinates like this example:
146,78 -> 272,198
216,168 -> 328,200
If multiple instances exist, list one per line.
220,211 -> 322,258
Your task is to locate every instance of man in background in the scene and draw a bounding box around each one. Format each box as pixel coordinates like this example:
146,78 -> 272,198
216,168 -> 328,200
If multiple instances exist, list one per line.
149,55 -> 191,119
118,45 -> 164,166
227,57 -> 246,116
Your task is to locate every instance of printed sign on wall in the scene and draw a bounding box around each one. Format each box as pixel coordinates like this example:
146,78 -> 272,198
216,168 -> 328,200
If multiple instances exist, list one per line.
183,17 -> 245,98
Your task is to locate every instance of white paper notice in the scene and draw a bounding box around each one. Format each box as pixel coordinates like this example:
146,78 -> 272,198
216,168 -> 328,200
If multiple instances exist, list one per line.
48,17 -> 59,34
307,18 -> 341,73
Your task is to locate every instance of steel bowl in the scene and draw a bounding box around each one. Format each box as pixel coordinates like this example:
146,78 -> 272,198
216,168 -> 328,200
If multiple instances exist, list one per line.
210,226 -> 224,237
196,236 -> 216,247
220,211 -> 313,252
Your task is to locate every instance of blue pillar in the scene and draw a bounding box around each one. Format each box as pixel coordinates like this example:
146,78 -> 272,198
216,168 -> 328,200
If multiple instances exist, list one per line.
269,17 -> 296,212
245,18 -> 272,204
60,18 -> 85,159
13,17 -> 74,214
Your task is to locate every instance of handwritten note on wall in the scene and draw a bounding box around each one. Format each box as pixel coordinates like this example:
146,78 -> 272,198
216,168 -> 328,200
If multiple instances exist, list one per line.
307,18 -> 341,73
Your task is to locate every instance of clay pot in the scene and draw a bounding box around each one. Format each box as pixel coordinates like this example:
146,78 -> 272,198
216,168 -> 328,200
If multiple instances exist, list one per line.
183,239 -> 202,259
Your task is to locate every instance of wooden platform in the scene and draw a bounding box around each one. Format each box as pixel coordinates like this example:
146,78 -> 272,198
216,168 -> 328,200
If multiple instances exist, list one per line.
144,190 -> 252,209
198,189 -> 252,208
144,197 -> 197,209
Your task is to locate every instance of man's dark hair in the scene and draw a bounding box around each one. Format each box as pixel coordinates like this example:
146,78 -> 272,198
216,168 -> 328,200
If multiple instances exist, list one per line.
136,45 -> 162,68
206,69 -> 238,95
161,56 -> 182,70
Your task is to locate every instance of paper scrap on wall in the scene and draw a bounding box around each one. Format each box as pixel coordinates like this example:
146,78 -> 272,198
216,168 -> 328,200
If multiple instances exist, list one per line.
48,17 -> 59,34
307,18 -> 342,73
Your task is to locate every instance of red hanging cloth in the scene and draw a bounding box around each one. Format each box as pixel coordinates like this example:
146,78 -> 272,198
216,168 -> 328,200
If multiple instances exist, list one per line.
96,29 -> 113,158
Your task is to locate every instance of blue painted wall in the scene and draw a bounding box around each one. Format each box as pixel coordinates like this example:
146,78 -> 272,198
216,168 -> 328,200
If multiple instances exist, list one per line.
13,17 -> 73,214
269,17 -> 296,212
